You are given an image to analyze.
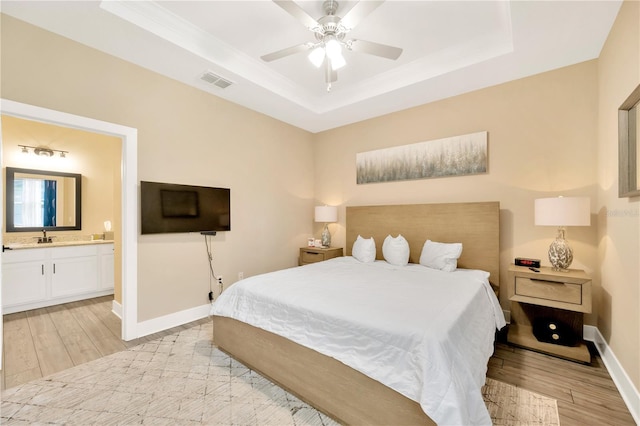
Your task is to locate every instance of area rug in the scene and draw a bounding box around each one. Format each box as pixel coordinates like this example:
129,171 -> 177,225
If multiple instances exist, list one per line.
482,378 -> 559,426
1,322 -> 559,425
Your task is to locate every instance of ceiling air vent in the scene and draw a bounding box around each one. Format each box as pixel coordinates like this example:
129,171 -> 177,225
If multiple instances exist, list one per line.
200,71 -> 233,89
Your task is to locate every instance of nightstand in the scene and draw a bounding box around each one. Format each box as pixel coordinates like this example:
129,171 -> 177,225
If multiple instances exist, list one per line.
507,264 -> 592,363
299,247 -> 343,266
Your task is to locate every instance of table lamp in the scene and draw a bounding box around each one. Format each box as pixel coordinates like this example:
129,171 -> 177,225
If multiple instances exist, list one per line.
315,205 -> 338,248
535,196 -> 590,271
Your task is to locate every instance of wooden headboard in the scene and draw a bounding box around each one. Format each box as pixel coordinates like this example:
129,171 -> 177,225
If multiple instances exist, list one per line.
346,202 -> 500,288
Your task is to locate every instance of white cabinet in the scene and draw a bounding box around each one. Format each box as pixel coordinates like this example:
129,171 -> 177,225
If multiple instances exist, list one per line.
98,244 -> 115,291
2,252 -> 47,307
51,246 -> 99,298
2,243 -> 114,314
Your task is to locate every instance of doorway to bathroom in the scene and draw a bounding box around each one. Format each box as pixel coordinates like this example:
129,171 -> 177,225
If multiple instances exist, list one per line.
0,99 -> 139,372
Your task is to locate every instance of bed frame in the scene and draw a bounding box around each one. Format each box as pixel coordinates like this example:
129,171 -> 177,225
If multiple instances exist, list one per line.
213,201 -> 500,425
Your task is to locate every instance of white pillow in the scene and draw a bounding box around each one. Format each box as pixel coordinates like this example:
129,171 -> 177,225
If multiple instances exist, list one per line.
419,240 -> 463,272
382,234 -> 410,266
352,235 -> 376,263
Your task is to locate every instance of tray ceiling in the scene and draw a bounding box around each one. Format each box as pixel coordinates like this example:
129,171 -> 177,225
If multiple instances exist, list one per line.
1,1 -> 622,132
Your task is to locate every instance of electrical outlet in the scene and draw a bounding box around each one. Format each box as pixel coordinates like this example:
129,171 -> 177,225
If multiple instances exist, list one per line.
238,272 -> 244,280
217,276 -> 223,285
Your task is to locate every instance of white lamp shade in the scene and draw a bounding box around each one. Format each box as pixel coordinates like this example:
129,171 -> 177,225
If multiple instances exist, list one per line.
315,205 -> 338,223
325,38 -> 341,57
535,197 -> 590,226
329,52 -> 346,70
325,37 -> 345,70
308,46 -> 325,68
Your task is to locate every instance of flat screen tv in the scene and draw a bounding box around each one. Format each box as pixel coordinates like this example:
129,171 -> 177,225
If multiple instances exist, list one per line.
141,181 -> 230,235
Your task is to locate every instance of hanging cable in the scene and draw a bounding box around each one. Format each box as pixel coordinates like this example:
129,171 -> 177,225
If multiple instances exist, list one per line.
204,234 -> 217,303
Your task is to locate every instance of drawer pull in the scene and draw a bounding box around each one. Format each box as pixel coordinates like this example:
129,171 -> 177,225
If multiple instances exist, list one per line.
307,252 -> 320,255
529,278 -> 563,284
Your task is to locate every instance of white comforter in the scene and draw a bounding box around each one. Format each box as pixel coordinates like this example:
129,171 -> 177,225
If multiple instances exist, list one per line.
211,257 -> 506,425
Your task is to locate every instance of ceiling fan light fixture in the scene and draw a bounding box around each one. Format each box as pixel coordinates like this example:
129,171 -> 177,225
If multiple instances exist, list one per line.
325,37 -> 341,57
265,0 -> 402,89
308,46 -> 326,68
330,51 -> 346,70
325,37 -> 345,70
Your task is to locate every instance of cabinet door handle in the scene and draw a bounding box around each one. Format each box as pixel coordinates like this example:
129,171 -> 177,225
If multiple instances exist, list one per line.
42,264 -> 44,275
53,264 -> 56,274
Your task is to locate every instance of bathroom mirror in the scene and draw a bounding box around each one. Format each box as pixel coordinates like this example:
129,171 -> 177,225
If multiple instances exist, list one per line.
619,83 -> 640,197
5,167 -> 82,232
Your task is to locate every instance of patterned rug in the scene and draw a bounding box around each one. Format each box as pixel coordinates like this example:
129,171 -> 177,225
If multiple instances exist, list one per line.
483,378 -> 559,425
1,322 -> 559,425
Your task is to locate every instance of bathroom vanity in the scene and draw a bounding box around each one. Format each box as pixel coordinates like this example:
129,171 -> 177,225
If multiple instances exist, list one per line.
2,241 -> 114,314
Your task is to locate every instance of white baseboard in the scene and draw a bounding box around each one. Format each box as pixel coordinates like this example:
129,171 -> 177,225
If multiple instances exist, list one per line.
135,303 -> 211,339
112,300 -> 122,319
584,325 -> 640,424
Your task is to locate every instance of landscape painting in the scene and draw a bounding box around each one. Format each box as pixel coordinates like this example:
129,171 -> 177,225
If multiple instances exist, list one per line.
356,131 -> 488,184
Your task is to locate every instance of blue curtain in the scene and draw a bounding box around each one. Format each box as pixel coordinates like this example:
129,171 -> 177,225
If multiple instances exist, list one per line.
43,180 -> 57,226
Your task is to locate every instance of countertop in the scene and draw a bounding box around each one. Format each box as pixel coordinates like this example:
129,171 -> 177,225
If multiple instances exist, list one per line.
4,240 -> 114,250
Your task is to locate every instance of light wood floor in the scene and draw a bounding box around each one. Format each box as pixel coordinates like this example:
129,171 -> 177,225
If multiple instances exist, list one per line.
1,295 -> 210,391
489,330 -> 636,425
2,299 -> 636,425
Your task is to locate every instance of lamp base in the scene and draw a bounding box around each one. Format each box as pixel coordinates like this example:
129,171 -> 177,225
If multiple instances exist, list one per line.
321,223 -> 331,248
548,227 -> 573,272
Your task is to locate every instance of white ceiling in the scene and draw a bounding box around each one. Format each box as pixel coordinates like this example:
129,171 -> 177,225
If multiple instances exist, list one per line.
1,1 -> 622,133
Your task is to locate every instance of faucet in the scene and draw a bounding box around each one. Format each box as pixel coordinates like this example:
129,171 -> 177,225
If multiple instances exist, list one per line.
38,229 -> 52,244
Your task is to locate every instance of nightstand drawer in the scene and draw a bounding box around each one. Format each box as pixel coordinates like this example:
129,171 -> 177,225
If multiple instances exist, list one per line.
515,276 -> 582,305
301,251 -> 325,263
299,247 -> 343,266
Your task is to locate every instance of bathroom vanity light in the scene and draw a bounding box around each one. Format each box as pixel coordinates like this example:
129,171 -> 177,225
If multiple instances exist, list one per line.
19,145 -> 68,158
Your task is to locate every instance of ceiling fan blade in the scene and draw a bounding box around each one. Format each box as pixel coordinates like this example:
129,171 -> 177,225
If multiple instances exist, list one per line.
273,1 -> 320,31
261,43 -> 310,62
339,1 -> 384,31
349,39 -> 403,60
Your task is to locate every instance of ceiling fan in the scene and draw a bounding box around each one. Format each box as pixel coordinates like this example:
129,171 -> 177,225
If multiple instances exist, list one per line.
261,0 -> 403,91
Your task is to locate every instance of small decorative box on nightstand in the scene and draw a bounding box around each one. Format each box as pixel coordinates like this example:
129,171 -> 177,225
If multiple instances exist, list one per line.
299,247 -> 343,266
507,264 -> 592,363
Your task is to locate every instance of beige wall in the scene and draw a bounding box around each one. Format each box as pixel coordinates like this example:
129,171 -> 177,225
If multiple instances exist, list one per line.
597,0 -> 640,391
0,14 -> 315,321
314,61 -> 600,323
1,115 -> 123,298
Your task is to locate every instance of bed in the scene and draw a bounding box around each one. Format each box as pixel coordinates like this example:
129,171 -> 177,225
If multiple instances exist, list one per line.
212,202 -> 503,425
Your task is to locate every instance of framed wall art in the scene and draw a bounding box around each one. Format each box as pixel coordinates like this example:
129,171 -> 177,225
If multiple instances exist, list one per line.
356,131 -> 488,184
